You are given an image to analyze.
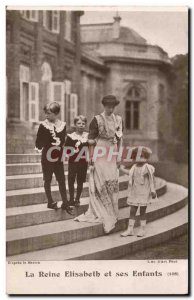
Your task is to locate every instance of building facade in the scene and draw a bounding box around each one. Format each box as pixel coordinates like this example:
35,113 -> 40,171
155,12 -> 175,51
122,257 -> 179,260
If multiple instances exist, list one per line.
6,9 -> 83,153
80,16 -> 173,160
6,10 -> 173,160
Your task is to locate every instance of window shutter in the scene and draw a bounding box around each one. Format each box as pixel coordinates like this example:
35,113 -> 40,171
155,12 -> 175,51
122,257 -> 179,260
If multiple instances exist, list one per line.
20,81 -> 24,121
64,11 -> 72,41
20,10 -> 27,18
52,11 -> 60,33
29,82 -> 39,122
43,11 -> 47,28
70,93 -> 78,126
30,10 -> 38,22
64,80 -> 71,125
20,65 -> 30,82
50,82 -> 65,121
64,80 -> 71,95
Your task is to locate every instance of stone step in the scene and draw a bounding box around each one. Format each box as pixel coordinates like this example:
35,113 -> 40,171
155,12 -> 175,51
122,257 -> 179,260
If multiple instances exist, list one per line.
6,162 -> 68,176
6,154 -> 41,164
6,169 -> 88,191
6,177 -> 166,208
6,168 -> 127,191
6,183 -> 188,256
6,191 -> 126,229
7,163 -> 42,176
6,178 -> 166,229
7,205 -> 188,261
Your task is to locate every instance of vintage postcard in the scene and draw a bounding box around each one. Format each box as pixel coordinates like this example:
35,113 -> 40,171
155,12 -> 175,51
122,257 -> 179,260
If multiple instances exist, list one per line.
6,6 -> 189,295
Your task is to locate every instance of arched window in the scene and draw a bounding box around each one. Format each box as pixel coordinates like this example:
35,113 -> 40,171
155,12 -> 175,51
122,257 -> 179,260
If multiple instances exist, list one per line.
125,85 -> 144,130
41,62 -> 53,113
41,62 -> 52,82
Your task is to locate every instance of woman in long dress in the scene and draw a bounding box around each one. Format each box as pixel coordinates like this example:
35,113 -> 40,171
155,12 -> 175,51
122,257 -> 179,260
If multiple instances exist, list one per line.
74,95 -> 123,233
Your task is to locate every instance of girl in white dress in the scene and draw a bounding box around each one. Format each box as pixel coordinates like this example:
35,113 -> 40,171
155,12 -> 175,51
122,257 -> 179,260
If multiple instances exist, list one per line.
120,146 -> 157,237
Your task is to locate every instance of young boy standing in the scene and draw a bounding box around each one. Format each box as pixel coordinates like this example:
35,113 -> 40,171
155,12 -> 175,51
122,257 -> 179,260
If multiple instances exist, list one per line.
65,115 -> 88,207
35,102 -> 73,214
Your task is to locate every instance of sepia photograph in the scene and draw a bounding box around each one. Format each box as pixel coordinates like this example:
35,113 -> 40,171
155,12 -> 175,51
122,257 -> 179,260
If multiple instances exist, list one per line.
6,6 -> 189,294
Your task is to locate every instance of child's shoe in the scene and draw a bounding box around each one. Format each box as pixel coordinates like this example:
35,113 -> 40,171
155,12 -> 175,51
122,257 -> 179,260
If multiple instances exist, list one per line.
120,219 -> 135,237
74,199 -> 80,207
61,202 -> 74,215
47,202 -> 58,209
137,220 -> 146,237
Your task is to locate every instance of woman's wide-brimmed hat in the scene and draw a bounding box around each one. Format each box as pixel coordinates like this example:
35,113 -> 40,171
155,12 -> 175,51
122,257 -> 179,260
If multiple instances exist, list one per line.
101,95 -> 120,106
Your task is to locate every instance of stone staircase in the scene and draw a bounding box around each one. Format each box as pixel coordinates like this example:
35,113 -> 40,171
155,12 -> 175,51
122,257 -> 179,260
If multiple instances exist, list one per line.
6,154 -> 188,260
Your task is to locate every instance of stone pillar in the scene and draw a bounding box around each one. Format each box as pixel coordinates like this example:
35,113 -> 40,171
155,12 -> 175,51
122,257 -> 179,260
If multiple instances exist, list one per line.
97,79 -> 104,113
73,12 -> 82,113
31,11 -> 44,120
80,71 -> 86,115
32,11 -> 43,76
90,75 -> 96,118
56,11 -> 65,81
7,11 -> 21,121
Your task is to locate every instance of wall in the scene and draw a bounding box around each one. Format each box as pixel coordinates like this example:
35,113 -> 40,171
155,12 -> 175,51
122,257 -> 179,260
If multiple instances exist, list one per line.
153,162 -> 188,188
6,10 -> 80,153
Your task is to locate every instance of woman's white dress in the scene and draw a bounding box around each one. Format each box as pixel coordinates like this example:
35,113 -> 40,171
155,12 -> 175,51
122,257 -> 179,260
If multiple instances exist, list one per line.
74,112 -> 123,233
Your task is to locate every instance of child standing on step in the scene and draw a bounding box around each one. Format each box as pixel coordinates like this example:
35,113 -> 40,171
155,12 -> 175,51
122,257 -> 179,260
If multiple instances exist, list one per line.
120,146 -> 157,237
65,115 -> 88,207
35,102 -> 73,215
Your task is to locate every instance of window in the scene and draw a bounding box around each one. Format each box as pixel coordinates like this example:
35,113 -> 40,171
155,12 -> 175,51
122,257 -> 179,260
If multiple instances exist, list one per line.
64,11 -> 72,41
43,11 -> 60,33
20,10 -> 38,22
50,80 -> 78,125
126,101 -> 139,130
125,86 -> 141,130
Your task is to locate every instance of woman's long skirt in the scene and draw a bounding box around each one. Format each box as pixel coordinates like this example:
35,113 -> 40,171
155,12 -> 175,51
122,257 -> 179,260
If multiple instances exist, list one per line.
74,139 -> 119,233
